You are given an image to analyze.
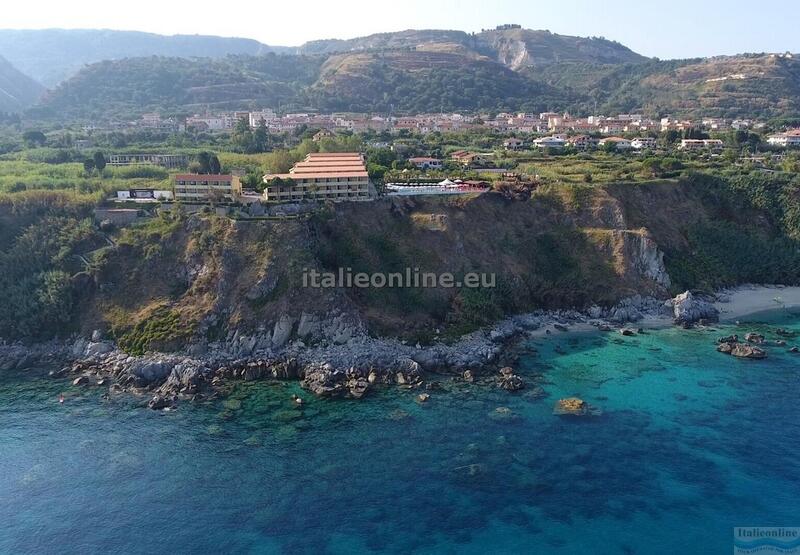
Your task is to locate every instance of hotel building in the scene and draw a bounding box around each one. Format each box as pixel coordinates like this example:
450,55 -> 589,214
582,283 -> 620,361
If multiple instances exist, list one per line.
174,174 -> 242,202
262,153 -> 372,203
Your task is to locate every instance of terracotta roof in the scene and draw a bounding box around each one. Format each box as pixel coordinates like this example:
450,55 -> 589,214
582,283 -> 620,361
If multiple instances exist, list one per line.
294,161 -> 366,168
175,174 -> 233,181
265,171 -> 369,180
301,158 -> 363,162
306,152 -> 362,158
291,168 -> 366,174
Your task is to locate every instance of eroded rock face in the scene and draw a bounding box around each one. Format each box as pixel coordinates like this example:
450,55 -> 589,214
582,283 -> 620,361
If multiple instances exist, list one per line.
667,291 -> 719,326
271,315 -> 296,348
627,231 -> 672,289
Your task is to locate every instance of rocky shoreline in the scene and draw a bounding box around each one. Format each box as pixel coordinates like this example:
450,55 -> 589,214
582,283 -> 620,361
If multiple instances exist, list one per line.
0,290 -> 722,408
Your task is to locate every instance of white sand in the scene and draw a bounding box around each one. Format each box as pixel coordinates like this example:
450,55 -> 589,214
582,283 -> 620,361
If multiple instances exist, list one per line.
715,285 -> 800,321
521,285 -> 800,339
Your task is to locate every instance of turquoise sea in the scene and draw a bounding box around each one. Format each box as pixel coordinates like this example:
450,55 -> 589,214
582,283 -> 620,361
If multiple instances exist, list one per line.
2,311 -> 800,554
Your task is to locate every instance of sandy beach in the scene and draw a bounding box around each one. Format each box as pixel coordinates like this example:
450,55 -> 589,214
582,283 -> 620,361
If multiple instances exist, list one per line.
715,285 -> 800,321
525,285 -> 800,339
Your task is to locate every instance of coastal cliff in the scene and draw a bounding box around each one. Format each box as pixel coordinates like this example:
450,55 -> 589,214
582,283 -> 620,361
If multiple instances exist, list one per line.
1,172 -> 799,352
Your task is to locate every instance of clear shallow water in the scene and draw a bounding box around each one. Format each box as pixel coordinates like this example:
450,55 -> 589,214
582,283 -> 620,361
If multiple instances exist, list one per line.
2,313 -> 800,554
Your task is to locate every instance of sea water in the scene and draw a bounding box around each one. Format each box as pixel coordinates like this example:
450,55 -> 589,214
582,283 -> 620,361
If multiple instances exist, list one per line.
1,311 -> 799,554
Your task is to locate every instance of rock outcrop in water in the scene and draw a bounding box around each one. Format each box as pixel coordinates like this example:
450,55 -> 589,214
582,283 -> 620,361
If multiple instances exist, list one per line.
666,291 -> 719,326
716,336 -> 767,359
497,367 -> 525,391
5,290 -> 741,407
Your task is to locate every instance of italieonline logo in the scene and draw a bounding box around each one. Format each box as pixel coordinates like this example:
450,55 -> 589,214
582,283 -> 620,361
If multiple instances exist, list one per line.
302,268 -> 496,289
734,527 -> 800,554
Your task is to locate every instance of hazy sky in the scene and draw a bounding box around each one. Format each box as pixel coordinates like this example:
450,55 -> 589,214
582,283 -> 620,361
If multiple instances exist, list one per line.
2,0 -> 799,59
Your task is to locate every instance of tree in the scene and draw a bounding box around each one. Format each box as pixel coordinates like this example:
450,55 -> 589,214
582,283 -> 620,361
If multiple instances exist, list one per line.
22,130 -> 46,147
641,157 -> 663,178
196,151 -> 221,174
93,151 -> 106,173
209,154 -> 221,174
253,119 -> 269,152
232,117 -> 254,152
665,129 -> 681,144
83,158 -> 96,174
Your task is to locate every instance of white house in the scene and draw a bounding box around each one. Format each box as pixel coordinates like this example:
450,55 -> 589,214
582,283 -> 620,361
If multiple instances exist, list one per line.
503,138 -> 525,151
408,157 -> 444,170
532,136 -> 566,149
599,137 -> 632,150
767,131 -> 800,148
631,137 -> 658,150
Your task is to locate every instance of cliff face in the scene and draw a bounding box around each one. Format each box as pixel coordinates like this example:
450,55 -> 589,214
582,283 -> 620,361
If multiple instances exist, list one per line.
78,186 -> 676,350
4,174 -> 797,348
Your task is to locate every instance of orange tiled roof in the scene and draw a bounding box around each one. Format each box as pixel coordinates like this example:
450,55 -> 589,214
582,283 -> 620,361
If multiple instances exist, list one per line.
175,174 -> 233,181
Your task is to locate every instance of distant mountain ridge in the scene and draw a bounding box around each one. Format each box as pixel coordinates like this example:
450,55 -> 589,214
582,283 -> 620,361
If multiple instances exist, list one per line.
296,28 -> 648,70
11,27 -> 800,120
0,55 -> 44,112
0,29 -> 289,86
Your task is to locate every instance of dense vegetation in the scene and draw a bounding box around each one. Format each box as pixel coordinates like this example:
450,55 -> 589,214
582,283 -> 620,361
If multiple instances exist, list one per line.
0,192 -> 101,338
310,51 -> 566,113
32,54 -> 324,120
662,173 -> 800,290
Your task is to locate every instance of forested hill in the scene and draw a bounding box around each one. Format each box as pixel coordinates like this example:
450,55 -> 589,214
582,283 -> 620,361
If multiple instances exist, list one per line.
31,54 -> 324,120
32,51 -> 569,119
12,26 -> 800,120
0,29 -> 286,87
33,50 -> 800,121
0,55 -> 44,113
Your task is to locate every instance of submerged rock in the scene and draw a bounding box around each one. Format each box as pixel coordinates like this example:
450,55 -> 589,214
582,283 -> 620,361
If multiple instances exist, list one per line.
553,397 -> 601,417
147,395 -> 174,410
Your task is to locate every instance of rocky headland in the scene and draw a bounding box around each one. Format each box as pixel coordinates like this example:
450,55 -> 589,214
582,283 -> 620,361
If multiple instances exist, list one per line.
0,289 -> 727,408
4,285 -> 799,409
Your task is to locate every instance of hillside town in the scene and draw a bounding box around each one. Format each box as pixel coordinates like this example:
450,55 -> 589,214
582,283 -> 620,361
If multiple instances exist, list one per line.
120,109 -> 765,137
87,106 -> 800,214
